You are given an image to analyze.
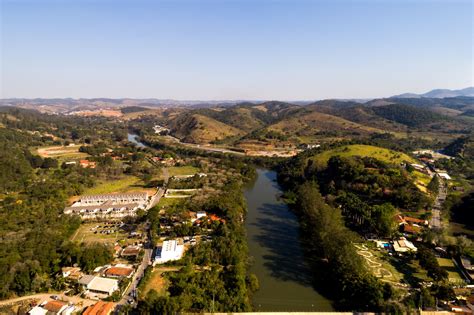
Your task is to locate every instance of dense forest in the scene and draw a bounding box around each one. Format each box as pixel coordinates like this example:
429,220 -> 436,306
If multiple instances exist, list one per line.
0,108 -> 130,297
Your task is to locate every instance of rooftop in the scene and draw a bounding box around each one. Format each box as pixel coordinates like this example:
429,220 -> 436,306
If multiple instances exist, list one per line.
83,301 -> 115,315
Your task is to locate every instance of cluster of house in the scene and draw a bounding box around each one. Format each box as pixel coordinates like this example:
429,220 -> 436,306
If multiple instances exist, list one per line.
29,300 -> 76,315
28,298 -> 116,315
153,124 -> 169,135
375,237 -> 418,253
64,193 -> 149,219
192,211 -> 226,226
62,264 -> 134,298
395,214 -> 429,235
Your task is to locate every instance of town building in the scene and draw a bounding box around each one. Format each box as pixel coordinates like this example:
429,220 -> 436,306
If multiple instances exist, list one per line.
393,237 -> 418,253
80,160 -> 97,168
61,266 -> 83,281
83,301 -> 115,315
104,265 -> 134,278
154,239 -> 184,265
121,245 -> 141,259
29,301 -> 74,315
64,193 -> 149,219
79,275 -> 119,296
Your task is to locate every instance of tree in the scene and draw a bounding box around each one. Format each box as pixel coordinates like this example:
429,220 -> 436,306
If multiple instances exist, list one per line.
370,203 -> 397,237
427,176 -> 440,193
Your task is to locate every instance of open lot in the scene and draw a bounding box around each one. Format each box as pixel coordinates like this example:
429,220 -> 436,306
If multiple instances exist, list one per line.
35,145 -> 88,160
82,176 -> 154,195
436,258 -> 464,283
168,166 -> 200,176
140,269 -> 169,298
70,222 -> 145,246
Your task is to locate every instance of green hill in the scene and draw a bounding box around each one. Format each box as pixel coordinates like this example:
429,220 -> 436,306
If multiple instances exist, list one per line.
310,144 -> 417,167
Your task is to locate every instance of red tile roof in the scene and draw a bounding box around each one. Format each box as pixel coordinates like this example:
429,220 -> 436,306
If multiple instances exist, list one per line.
105,266 -> 134,277
43,300 -> 66,313
83,301 -> 115,315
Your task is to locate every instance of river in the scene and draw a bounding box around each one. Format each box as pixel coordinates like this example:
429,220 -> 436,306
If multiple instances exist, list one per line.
244,169 -> 333,312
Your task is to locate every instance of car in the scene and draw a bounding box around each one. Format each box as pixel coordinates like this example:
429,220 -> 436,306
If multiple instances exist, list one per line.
50,295 -> 59,300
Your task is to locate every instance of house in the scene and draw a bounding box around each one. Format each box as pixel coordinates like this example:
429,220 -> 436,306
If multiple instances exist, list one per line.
80,160 -> 97,168
121,245 -> 141,258
61,267 -> 82,280
81,276 -> 119,296
29,301 -> 74,315
402,224 -> 421,235
104,266 -> 134,278
42,301 -> 73,315
437,172 -> 452,180
154,239 -> 184,265
196,211 -> 207,219
393,237 -> 417,253
83,301 -> 115,315
403,216 -> 429,226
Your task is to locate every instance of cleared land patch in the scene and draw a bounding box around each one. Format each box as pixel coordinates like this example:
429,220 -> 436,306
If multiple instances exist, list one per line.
310,144 -> 417,167
82,176 -> 150,195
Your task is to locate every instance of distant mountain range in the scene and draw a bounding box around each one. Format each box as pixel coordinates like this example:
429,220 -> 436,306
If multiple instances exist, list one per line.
391,87 -> 474,99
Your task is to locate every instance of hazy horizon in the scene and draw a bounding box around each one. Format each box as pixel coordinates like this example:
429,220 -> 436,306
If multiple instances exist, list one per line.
1,0 -> 473,100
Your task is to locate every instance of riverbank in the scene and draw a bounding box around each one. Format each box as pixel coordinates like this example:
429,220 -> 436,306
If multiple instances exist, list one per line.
244,169 -> 333,312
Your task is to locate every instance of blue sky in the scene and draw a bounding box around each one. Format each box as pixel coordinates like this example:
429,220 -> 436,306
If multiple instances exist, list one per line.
1,0 -> 472,100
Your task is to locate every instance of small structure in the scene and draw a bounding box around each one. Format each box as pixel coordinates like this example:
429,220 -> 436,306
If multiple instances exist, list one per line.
393,237 -> 417,253
104,266 -> 134,278
80,160 -> 97,168
196,211 -> 207,219
61,267 -> 82,280
437,172 -> 452,180
154,239 -> 184,265
29,301 -> 74,315
83,301 -> 115,315
121,245 -> 141,258
79,275 -> 119,296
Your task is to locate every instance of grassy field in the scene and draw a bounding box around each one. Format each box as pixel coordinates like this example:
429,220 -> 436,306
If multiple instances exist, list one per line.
34,145 -> 88,161
412,171 -> 432,193
436,258 -> 464,283
140,269 -> 169,297
168,166 -> 200,176
310,144 -> 418,167
83,176 -> 144,195
157,197 -> 186,208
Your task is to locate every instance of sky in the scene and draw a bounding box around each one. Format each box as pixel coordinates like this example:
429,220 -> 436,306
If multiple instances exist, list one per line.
0,0 -> 473,100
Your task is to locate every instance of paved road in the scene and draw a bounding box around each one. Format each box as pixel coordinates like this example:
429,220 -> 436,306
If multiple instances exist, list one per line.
147,188 -> 164,210
117,241 -> 153,308
430,179 -> 447,229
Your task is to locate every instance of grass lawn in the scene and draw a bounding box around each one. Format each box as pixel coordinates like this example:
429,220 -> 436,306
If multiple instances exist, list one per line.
157,197 -> 185,208
436,258 -> 464,283
140,269 -> 169,297
310,144 -> 417,167
168,166 -> 200,176
83,176 -> 144,195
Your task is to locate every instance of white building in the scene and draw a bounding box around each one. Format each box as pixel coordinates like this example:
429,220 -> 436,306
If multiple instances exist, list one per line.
64,192 -> 149,219
393,237 -> 417,253
79,275 -> 119,296
154,240 -> 184,265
